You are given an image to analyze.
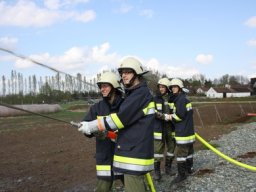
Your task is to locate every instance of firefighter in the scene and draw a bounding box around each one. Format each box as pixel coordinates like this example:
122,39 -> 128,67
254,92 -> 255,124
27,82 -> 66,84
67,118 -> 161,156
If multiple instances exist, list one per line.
168,78 -> 195,185
153,77 -> 176,181
79,56 -> 155,192
79,71 -> 124,192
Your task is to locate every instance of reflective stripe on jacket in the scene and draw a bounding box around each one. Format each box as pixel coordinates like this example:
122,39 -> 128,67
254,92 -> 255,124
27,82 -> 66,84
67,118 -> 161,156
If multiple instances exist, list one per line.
99,81 -> 155,175
171,93 -> 195,144
153,94 -> 174,140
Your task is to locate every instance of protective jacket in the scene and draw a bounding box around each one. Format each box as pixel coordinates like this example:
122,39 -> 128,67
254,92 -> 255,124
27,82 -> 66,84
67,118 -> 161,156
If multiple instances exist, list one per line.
99,81 -> 155,175
82,94 -> 123,181
154,93 -> 174,140
171,92 -> 195,145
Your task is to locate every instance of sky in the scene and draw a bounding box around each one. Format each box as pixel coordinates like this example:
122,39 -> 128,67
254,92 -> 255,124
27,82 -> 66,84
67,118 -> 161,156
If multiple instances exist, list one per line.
0,0 -> 256,82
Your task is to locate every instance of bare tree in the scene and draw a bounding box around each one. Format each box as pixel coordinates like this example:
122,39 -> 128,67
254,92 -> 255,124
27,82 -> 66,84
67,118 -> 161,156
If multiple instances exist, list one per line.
76,73 -> 82,93
2,75 -> 6,96
32,75 -> 37,95
18,73 -> 23,95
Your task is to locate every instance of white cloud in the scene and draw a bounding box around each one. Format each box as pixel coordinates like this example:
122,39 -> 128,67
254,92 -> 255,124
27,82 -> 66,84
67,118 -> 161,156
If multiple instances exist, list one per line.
251,61 -> 256,69
248,73 -> 256,79
61,0 -> 90,6
72,10 -> 96,22
44,0 -> 61,10
116,4 -> 133,13
0,1 -> 60,27
145,58 -> 199,79
44,0 -> 61,9
91,42 -> 119,64
245,16 -> 256,27
247,39 -> 256,47
0,37 -> 18,49
195,54 -> 213,65
15,58 -> 36,69
12,42 -> 120,76
164,65 -> 199,79
3,41 -> 200,79
146,58 -> 159,71
139,9 -> 154,18
44,0 -> 90,10
0,0 -> 95,27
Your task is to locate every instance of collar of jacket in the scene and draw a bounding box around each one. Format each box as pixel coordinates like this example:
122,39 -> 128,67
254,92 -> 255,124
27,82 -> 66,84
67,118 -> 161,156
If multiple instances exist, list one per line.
103,94 -> 123,110
173,92 -> 185,102
124,80 -> 147,94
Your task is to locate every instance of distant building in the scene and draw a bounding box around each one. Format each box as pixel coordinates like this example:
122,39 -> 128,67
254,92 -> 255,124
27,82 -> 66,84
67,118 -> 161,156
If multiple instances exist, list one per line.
206,87 -> 231,98
206,86 -> 251,98
251,77 -> 256,95
196,87 -> 209,95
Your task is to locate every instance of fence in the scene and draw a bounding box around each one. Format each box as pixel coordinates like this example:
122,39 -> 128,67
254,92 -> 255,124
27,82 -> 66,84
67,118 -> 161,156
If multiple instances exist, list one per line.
193,101 -> 256,128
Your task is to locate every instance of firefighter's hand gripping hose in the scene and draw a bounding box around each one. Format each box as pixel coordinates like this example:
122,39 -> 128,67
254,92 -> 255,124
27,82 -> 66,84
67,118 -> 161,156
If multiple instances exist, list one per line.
195,133 -> 256,172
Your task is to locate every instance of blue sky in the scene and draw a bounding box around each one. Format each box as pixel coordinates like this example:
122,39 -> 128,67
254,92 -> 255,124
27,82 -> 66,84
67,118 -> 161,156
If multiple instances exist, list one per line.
0,0 -> 256,81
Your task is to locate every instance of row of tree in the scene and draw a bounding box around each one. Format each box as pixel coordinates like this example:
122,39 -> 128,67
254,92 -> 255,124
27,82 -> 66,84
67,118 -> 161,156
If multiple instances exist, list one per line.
0,70 -> 250,104
1,70 -> 98,97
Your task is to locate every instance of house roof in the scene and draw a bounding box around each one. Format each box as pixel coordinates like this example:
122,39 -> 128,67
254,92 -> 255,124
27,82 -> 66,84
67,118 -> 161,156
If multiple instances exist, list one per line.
197,87 -> 209,91
212,87 -> 232,93
210,86 -> 251,93
230,87 -> 252,93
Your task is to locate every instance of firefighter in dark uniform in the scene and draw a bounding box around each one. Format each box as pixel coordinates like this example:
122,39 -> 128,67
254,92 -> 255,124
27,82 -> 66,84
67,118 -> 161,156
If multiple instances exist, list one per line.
79,57 -> 155,192
79,71 -> 124,192
153,77 -> 176,181
168,78 -> 195,185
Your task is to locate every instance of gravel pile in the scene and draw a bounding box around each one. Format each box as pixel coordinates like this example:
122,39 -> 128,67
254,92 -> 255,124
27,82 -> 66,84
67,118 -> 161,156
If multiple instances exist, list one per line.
155,122 -> 256,192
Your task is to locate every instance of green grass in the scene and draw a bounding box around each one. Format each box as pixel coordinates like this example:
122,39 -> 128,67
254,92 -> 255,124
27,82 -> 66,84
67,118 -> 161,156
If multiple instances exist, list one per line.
60,100 -> 88,110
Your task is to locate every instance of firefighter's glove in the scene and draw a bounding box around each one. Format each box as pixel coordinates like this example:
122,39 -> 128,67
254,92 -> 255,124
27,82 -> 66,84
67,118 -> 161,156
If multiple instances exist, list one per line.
78,120 -> 99,135
156,112 -> 165,120
164,114 -> 172,121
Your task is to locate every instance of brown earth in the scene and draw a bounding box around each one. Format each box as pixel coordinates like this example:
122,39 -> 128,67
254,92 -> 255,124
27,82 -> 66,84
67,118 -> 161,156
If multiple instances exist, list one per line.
0,102 -> 256,192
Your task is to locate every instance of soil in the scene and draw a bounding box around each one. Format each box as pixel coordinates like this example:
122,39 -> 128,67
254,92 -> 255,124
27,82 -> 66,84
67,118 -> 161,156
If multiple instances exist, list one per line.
0,102 -> 255,192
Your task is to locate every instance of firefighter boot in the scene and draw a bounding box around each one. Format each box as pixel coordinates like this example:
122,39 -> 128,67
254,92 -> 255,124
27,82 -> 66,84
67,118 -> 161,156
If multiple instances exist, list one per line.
165,158 -> 175,176
186,158 -> 195,175
170,162 -> 187,186
154,161 -> 161,181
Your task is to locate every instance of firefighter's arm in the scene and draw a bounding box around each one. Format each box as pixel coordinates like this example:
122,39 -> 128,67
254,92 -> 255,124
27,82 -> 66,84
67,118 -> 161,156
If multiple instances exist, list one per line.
78,118 -> 105,135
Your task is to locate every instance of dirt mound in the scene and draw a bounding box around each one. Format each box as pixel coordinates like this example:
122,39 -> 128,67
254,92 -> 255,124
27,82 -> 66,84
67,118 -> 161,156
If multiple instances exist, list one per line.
0,104 -> 61,117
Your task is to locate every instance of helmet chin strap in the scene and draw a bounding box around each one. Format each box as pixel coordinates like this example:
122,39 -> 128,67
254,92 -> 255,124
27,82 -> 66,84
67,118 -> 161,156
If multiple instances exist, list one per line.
122,74 -> 137,88
103,87 -> 115,101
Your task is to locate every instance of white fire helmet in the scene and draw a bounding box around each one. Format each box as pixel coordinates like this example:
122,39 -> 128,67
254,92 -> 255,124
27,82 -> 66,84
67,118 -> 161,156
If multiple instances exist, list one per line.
97,71 -> 121,89
118,56 -> 148,75
158,77 -> 171,87
170,78 -> 184,88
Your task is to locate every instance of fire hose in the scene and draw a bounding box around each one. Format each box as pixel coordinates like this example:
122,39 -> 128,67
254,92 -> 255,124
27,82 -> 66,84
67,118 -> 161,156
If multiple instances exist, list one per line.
195,133 -> 256,172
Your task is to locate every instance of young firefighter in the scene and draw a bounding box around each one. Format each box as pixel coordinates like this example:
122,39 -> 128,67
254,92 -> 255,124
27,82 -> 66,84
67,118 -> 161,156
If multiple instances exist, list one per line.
153,77 -> 176,181
168,78 -> 195,185
79,71 -> 124,192
78,57 -> 155,192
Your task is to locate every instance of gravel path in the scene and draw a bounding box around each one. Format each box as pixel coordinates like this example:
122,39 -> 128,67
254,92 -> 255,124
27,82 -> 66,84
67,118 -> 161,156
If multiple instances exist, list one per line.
155,122 -> 256,192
